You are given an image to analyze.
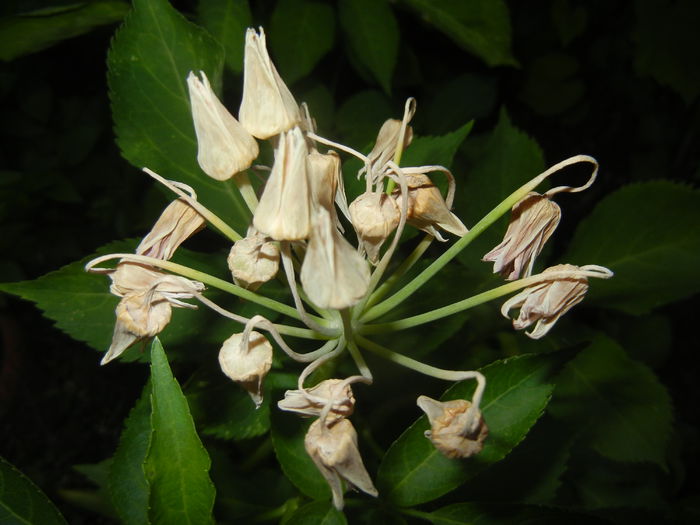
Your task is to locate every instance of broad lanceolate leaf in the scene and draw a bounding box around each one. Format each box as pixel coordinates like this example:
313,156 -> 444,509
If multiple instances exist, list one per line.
430,502 -> 606,525
197,0 -> 251,74
402,121 -> 474,170
401,0 -> 517,67
0,456 -> 67,525
548,335 -> 673,469
377,353 -> 559,507
146,339 -> 215,523
109,0 -> 250,234
338,0 -> 398,93
109,384 -> 152,525
0,1 -> 129,61
286,500 -> 348,525
270,0 -> 335,84
563,181 -> 700,315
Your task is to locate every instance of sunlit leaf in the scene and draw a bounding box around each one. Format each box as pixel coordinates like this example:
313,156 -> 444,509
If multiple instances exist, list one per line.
197,0 -> 251,74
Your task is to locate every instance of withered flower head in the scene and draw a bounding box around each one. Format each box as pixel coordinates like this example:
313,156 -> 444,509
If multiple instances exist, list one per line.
227,227 -> 280,290
366,118 -> 413,178
278,379 -> 355,420
300,206 -> 370,309
483,192 -> 561,280
416,395 -> 488,459
218,330 -> 273,408
304,418 -> 378,510
394,174 -> 468,240
253,126 -> 311,240
136,198 -> 206,261
239,27 -> 301,139
187,71 -> 259,180
349,191 -> 400,263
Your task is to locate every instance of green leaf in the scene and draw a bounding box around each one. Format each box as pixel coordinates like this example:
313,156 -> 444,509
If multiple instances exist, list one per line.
146,338 -> 215,523
0,456 -> 67,525
269,0 -> 335,84
430,502 -> 606,525
197,0 -> 251,74
548,335 -> 673,469
0,1 -> 129,61
286,500 -> 347,525
377,353 -> 558,507
338,0 -> 398,93
108,0 -> 250,234
400,0 -> 517,67
402,121 -> 474,170
563,181 -> 700,314
109,384 -> 152,525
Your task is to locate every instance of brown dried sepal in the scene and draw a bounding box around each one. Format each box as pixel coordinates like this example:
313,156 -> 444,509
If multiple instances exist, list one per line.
417,396 -> 488,459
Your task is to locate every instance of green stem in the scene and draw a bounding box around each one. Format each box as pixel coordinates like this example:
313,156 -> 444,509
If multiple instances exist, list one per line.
347,340 -> 372,380
234,171 -> 259,213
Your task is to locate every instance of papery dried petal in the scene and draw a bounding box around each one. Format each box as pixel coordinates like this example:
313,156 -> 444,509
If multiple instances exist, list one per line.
136,198 -> 206,260
278,379 -> 355,419
366,118 -> 413,178
349,192 -> 400,263
304,418 -> 378,510
219,330 -> 273,408
227,228 -> 280,290
239,27 -> 301,139
307,151 -> 340,212
187,71 -> 259,180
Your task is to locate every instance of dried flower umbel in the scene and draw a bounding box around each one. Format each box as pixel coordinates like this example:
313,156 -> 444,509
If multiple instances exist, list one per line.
86,26 -> 612,510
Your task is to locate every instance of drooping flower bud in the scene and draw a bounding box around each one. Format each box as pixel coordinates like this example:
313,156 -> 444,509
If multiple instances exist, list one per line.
253,127 -> 311,240
394,174 -> 468,240
366,118 -> 413,179
301,206 -> 370,309
501,264 -> 613,339
306,151 -> 340,212
416,395 -> 488,459
187,71 -> 259,180
218,330 -> 273,407
483,192 -> 561,280
278,379 -> 355,420
349,192 -> 400,263
136,198 -> 206,260
304,418 -> 378,510
239,27 -> 301,139
227,227 -> 280,290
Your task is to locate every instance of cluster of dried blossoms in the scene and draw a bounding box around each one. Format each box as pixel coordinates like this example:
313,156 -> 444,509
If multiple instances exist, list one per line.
86,27 -> 612,509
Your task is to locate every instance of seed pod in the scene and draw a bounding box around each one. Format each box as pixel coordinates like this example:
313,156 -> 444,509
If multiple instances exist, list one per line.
349,192 -> 400,263
227,228 -> 280,290
219,330 -> 273,408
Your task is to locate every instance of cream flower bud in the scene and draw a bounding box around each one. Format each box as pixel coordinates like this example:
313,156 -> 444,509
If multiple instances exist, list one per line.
501,264 -> 613,339
136,198 -> 206,260
349,192 -> 400,263
278,379 -> 355,420
218,330 -> 273,408
307,151 -> 340,212
416,395 -> 488,459
301,207 -> 370,309
304,418 -> 378,510
227,227 -> 280,290
483,192 -> 561,280
187,71 -> 259,180
367,118 -> 413,176
253,127 -> 311,240
239,27 -> 301,139
394,174 -> 468,240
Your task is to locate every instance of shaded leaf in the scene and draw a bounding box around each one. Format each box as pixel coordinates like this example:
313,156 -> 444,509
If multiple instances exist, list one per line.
269,0 -> 335,84
338,0 -> 398,92
430,502 -> 606,525
548,335 -> 673,469
0,456 -> 67,525
108,0 -> 250,234
377,353 -> 559,506
286,500 -> 347,525
401,0 -> 517,67
564,181 -> 700,314
146,339 -> 215,523
197,0 -> 251,74
402,121 -> 474,170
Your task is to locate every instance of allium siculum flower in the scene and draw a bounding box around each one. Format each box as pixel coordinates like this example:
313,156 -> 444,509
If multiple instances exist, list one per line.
501,264 -> 612,339
253,126 -> 311,240
218,330 -> 273,408
349,191 -> 400,263
136,198 -> 206,260
394,174 -> 468,241
306,150 -> 340,212
482,192 -> 561,280
278,379 -> 356,420
366,118 -> 413,180
227,227 -> 280,290
239,27 -> 301,139
304,418 -> 378,510
300,206 -> 370,309
187,71 -> 259,180
417,395 -> 488,459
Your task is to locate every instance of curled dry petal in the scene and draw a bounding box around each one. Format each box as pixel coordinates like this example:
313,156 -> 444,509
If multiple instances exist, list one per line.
187,71 -> 259,180
218,330 -> 273,408
227,228 -> 280,290
278,379 -> 355,420
483,192 -> 561,280
349,192 -> 400,263
136,198 -> 206,260
304,418 -> 378,510
253,127 -> 311,240
366,118 -> 413,179
416,395 -> 488,459
239,27 -> 301,139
